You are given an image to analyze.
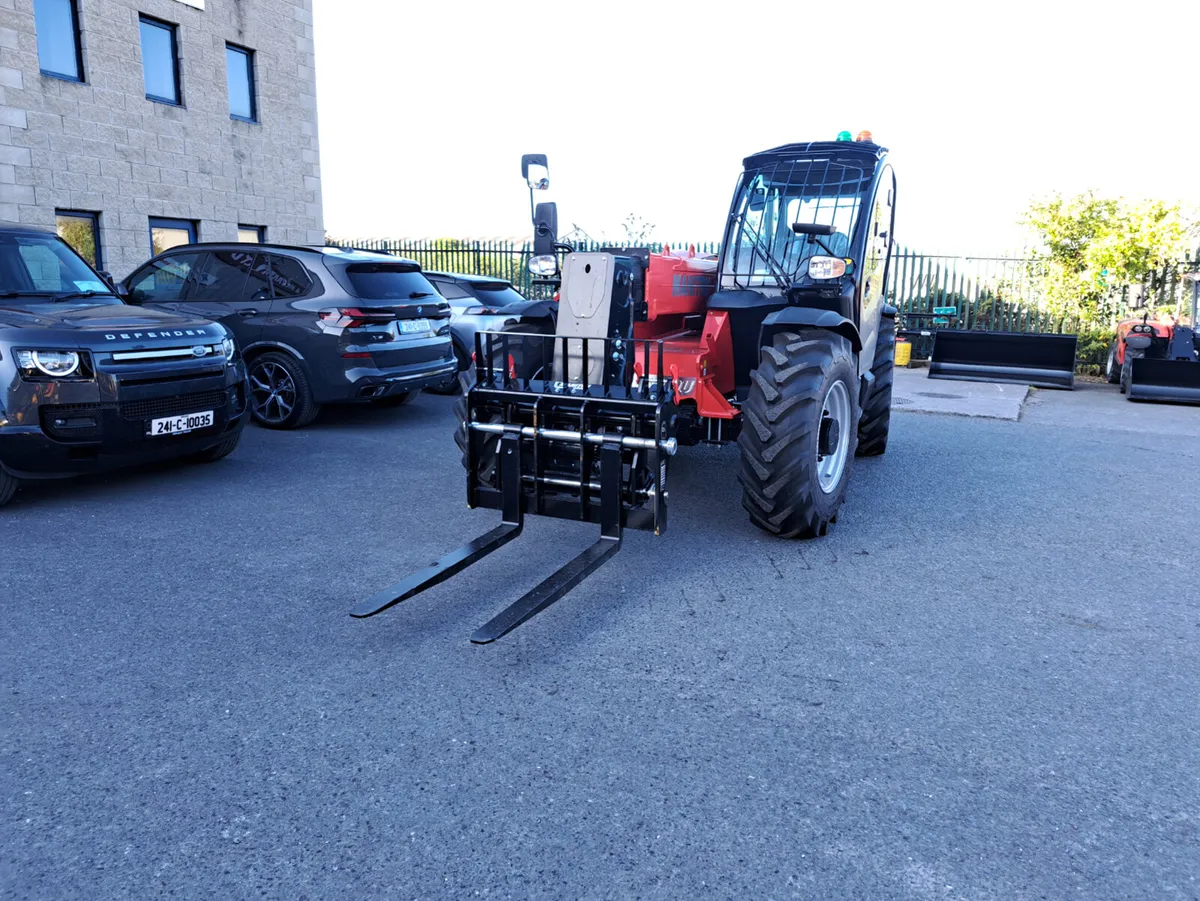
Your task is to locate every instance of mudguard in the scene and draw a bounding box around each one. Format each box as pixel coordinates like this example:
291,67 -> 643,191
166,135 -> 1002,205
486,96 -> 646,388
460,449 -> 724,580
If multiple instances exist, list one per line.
759,307 -> 863,352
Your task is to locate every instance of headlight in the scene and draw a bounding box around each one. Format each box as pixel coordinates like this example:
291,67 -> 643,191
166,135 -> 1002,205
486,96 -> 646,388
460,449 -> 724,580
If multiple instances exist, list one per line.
528,254 -> 558,276
221,336 -> 236,359
16,349 -> 82,377
807,256 -> 848,280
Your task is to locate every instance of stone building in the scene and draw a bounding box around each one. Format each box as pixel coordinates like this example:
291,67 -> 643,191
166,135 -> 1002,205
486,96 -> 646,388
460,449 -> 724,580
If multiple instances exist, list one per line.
0,0 -> 323,277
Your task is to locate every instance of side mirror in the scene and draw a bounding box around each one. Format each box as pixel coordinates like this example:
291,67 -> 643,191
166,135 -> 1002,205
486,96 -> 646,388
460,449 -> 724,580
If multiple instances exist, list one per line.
521,153 -> 549,190
529,201 -> 559,276
115,282 -> 132,300
533,202 -> 558,256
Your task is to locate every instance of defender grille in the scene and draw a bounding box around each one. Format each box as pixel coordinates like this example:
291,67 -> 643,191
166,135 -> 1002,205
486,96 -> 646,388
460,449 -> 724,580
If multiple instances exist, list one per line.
120,390 -> 228,421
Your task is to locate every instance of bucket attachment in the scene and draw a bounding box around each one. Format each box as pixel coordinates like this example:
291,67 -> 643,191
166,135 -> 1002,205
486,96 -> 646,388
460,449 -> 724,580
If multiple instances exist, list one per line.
352,329 -> 678,643
1128,327 -> 1200,404
929,329 -> 1078,389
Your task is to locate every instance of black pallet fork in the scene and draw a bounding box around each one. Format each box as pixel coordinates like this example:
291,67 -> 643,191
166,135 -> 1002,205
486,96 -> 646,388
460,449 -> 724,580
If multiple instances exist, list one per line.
351,331 -> 676,643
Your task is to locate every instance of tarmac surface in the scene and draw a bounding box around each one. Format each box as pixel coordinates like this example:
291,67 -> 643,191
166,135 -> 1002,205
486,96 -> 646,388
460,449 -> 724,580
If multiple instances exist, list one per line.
3,381 -> 1199,899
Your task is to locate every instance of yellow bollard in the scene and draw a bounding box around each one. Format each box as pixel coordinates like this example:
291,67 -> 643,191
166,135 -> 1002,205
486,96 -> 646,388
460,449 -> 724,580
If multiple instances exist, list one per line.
895,339 -> 912,368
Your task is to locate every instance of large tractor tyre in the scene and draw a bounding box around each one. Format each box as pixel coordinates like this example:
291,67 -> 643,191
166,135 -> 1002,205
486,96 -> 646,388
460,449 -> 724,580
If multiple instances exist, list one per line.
1120,356 -> 1132,395
0,469 -> 18,508
738,330 -> 860,539
857,314 -> 895,456
454,319 -> 555,487
1105,343 -> 1122,384
248,351 -> 321,429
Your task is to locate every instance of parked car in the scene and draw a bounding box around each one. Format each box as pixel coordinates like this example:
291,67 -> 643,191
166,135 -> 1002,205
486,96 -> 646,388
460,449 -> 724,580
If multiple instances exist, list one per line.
423,271 -> 557,391
121,245 -> 456,428
0,225 -> 248,508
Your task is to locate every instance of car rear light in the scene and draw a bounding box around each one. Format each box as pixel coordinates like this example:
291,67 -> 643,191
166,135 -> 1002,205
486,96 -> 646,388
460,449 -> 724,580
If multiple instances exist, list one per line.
463,305 -> 501,315
342,352 -> 372,359
319,308 -> 395,329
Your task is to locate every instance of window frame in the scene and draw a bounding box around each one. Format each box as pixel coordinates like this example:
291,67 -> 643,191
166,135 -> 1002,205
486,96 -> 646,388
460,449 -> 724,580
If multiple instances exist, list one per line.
265,253 -> 315,300
237,224 -> 266,243
33,0 -> 85,83
148,217 -> 197,256
55,209 -> 102,271
225,43 -> 258,124
138,15 -> 182,107
126,251 -> 205,305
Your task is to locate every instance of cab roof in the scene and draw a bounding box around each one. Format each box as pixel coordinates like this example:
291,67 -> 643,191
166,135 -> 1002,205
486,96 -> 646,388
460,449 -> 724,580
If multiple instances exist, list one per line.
743,141 -> 887,171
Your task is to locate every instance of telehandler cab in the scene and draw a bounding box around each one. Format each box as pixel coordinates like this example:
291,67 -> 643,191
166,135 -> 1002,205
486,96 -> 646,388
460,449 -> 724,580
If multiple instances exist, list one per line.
353,137 -> 899,642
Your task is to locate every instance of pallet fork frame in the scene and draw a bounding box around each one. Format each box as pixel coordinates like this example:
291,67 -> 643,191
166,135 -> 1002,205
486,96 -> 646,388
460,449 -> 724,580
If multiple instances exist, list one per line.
351,330 -> 676,643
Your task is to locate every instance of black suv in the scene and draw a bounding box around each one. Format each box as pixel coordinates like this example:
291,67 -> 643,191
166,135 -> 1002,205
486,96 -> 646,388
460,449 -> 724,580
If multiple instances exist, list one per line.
122,245 -> 456,428
0,225 -> 248,508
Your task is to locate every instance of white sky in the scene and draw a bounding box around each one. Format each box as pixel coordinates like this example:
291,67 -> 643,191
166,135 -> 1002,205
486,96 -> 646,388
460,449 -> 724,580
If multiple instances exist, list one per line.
312,0 -> 1199,254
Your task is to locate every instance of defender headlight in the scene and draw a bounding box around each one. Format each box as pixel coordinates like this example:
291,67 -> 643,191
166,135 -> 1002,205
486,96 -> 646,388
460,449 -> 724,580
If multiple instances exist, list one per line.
528,254 -> 558,277
221,336 -> 236,359
16,349 -> 82,377
807,256 -> 848,280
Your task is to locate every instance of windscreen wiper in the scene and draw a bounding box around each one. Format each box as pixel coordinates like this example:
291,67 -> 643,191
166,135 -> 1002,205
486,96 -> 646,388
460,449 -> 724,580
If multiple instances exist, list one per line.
409,291 -> 434,299
0,290 -> 59,299
737,217 -> 789,290
52,290 -> 115,302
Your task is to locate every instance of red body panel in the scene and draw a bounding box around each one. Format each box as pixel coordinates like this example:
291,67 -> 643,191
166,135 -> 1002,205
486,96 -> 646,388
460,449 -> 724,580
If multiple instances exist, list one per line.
630,250 -> 737,419
1114,318 -> 1174,365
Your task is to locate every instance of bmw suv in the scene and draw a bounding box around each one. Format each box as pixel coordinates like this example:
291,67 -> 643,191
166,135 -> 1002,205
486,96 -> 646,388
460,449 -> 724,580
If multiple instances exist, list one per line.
122,245 -> 456,428
0,225 -> 248,508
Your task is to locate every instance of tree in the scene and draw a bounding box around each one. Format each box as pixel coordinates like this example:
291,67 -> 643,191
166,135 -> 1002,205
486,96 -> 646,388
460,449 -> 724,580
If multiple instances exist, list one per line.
1022,192 -> 1190,321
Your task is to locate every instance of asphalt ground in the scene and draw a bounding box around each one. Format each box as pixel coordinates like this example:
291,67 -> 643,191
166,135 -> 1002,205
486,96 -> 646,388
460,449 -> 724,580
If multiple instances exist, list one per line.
3,382 -> 1199,900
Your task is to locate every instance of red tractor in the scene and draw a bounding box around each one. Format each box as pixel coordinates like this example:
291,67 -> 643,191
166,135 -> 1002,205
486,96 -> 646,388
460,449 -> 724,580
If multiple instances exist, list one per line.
1105,273 -> 1200,403
354,138 -> 899,641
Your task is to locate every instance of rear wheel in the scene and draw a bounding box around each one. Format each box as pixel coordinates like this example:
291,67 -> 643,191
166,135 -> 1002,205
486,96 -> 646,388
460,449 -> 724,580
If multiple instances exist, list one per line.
454,319 -> 555,487
1120,356 -> 1132,395
738,330 -> 859,539
1105,343 -> 1121,384
192,431 -> 241,463
0,470 -> 18,508
248,352 -> 320,429
857,314 -> 895,456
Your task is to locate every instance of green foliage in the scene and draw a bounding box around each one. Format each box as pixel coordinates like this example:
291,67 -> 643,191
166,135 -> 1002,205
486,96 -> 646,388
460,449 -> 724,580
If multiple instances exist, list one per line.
1023,192 -> 1190,321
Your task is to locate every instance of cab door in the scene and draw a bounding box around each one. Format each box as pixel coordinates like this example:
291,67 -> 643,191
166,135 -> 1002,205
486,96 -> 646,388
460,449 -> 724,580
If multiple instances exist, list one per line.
858,166 -> 895,374
173,250 -> 274,351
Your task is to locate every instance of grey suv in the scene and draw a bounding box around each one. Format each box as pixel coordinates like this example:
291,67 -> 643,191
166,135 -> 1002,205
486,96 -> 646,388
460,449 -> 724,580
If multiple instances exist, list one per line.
0,225 -> 248,508
122,245 -> 456,428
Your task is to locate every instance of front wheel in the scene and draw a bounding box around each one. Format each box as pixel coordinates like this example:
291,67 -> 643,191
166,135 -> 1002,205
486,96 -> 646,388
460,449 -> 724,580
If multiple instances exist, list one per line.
1105,343 -> 1121,384
0,469 -> 18,508
738,330 -> 859,539
192,431 -> 242,463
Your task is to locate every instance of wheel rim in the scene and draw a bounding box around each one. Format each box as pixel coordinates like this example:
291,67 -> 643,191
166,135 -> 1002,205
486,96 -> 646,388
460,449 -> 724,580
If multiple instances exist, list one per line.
816,379 -> 852,493
1106,347 -> 1115,378
250,361 -> 297,424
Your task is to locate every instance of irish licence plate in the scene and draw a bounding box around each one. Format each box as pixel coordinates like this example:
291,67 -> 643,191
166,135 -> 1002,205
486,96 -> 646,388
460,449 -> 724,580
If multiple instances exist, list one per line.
400,318 -> 431,335
149,410 -> 214,436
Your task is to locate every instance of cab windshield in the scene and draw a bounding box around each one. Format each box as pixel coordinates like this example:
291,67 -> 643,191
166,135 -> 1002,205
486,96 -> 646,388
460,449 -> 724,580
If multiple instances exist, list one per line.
0,232 -> 119,306
721,158 -> 869,289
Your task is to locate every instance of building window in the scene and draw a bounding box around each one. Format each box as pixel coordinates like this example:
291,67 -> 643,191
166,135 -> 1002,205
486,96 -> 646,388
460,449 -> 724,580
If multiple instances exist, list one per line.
33,0 -> 84,82
226,44 -> 257,123
237,225 -> 265,243
149,217 -> 196,255
139,16 -> 181,106
55,210 -> 102,269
